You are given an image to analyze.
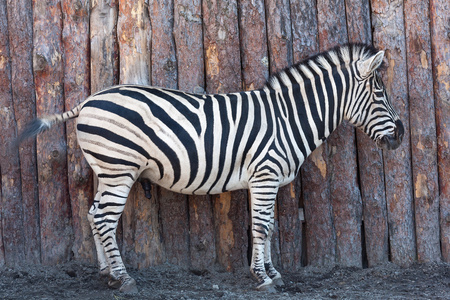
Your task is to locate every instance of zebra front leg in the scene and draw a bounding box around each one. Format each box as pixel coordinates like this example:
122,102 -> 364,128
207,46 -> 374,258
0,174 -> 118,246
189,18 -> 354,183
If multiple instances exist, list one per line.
264,216 -> 283,286
249,184 -> 279,292
93,183 -> 137,294
88,191 -> 110,276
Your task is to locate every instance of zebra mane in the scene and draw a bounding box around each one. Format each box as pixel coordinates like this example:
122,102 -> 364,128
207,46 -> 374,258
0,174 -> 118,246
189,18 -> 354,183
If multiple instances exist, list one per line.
264,43 -> 381,90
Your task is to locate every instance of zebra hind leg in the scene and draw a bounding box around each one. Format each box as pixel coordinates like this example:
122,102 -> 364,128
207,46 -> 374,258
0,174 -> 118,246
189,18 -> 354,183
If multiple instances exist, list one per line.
249,183 -> 280,292
264,218 -> 284,286
87,191 -> 110,276
90,182 -> 137,294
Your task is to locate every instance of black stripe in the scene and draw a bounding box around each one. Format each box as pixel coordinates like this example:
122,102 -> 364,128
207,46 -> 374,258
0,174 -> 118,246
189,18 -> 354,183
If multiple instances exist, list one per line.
229,93 -> 238,123
82,149 -> 140,169
94,218 -> 119,226
310,65 -> 327,140
77,123 -> 150,160
272,87 -> 295,173
240,91 -> 263,177
98,202 -> 126,210
98,173 -> 134,180
280,73 -> 308,162
194,96 -> 214,193
328,67 -> 341,132
223,92 -> 249,191
208,95 -> 230,193
248,91 -> 274,167
294,69 -> 318,152
95,211 -> 123,219
102,191 -> 127,198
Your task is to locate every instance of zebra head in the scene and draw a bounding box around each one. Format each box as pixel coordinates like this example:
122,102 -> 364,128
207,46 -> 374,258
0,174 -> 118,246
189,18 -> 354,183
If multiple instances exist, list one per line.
348,47 -> 404,150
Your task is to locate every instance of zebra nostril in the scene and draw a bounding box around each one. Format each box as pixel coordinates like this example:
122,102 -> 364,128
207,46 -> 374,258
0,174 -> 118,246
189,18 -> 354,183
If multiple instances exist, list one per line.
395,119 -> 404,141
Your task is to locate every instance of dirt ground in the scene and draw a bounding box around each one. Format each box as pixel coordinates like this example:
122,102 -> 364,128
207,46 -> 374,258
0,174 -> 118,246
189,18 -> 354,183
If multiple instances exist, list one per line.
0,261 -> 449,299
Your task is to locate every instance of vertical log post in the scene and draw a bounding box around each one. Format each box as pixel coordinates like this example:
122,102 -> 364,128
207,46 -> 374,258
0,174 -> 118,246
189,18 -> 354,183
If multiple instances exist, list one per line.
90,0 -> 119,94
265,0 -> 301,270
319,0 -> 363,268
174,0 -> 216,271
203,0 -> 248,271
33,0 -> 72,265
404,0 -> 441,263
89,0 -> 119,252
371,0 -> 416,266
346,0 -> 388,267
149,0 -> 191,267
290,0 -> 318,62
317,0 -> 362,267
238,0 -> 269,91
62,0 -> 94,263
0,200 -> 3,266
346,0 -> 390,267
295,0 -> 337,267
430,0 -> 450,262
0,0 -> 25,266
7,0 -> 40,264
174,0 -> 205,93
118,0 -> 164,269
290,0 -> 319,268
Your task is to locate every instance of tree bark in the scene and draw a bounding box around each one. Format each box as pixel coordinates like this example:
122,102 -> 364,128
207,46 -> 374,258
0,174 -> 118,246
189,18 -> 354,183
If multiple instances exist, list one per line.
319,0 -> 363,268
0,0 -> 25,266
173,0 -> 215,270
291,0 -> 318,62
174,0 -> 204,93
430,0 -> 450,262
239,0 -> 268,91
33,0 -> 72,265
346,0 -> 390,267
90,0 -> 119,94
203,0 -> 248,271
7,0 -> 40,265
89,0 -> 120,255
62,0 -> 94,263
265,0 -> 304,270
149,0 -> 191,267
371,0 -> 416,266
118,0 -> 164,269
404,0 -> 441,263
291,0 -> 336,268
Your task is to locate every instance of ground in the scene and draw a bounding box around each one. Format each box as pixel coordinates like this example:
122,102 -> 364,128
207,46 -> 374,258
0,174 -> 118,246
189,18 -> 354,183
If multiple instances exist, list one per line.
0,261 -> 449,299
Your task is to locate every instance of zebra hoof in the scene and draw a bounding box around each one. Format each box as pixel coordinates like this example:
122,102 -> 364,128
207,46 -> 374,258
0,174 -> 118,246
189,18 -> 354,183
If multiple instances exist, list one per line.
257,283 -> 277,293
119,277 -> 138,294
256,279 -> 277,293
270,273 -> 284,287
108,278 -> 121,289
272,277 -> 285,287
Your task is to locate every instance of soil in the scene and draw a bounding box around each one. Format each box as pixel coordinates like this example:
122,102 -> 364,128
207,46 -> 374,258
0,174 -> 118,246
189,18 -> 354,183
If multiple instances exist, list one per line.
0,261 -> 449,299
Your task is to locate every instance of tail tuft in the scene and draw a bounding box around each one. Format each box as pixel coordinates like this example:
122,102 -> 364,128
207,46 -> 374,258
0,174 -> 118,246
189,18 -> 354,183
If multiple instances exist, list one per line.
15,118 -> 53,146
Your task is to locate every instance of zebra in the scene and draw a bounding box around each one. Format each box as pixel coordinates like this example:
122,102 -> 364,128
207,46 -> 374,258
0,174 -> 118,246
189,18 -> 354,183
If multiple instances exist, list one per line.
18,44 -> 403,293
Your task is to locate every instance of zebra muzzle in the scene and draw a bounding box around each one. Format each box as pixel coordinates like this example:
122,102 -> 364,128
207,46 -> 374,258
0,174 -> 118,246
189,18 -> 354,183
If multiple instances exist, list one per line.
376,120 -> 404,150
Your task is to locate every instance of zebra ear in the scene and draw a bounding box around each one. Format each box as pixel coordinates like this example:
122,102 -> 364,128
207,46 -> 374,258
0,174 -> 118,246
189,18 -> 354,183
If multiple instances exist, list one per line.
358,50 -> 385,77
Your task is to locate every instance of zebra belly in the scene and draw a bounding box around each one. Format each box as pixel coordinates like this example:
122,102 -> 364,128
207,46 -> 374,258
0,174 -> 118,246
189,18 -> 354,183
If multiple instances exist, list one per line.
139,165 -> 249,195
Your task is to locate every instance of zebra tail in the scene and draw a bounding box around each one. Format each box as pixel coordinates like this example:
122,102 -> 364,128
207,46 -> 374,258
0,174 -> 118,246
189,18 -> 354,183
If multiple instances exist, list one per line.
15,102 -> 83,145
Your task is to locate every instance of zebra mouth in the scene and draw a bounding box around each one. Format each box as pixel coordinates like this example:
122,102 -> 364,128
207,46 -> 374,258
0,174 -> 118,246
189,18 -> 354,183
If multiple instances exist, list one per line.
377,135 -> 401,150
376,120 -> 404,150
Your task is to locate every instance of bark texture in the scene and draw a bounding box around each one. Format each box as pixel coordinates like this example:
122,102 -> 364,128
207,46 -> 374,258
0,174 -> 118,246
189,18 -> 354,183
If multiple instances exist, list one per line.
372,0 -> 416,266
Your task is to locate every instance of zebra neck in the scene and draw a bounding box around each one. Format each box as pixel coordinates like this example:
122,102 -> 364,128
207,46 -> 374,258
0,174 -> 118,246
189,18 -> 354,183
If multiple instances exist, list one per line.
263,73 -> 346,171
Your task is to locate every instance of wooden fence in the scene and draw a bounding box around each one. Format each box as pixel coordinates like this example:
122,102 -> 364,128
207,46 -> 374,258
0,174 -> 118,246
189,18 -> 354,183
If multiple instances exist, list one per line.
0,0 -> 449,272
